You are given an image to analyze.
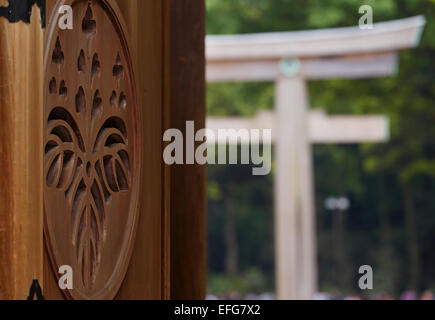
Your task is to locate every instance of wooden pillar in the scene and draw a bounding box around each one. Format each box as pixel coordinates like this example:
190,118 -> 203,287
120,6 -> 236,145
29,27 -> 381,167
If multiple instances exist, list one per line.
41,0 -> 205,300
0,4 -> 44,299
114,0 -> 169,300
116,0 -> 206,300
169,0 -> 207,300
275,68 -> 317,299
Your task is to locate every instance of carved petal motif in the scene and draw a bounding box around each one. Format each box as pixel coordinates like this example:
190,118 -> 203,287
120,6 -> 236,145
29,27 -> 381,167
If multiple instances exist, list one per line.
44,1 -> 141,300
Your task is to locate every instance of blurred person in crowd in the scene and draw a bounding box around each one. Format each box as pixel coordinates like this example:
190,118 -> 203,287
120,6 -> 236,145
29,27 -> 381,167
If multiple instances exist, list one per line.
421,290 -> 434,300
400,290 -> 418,300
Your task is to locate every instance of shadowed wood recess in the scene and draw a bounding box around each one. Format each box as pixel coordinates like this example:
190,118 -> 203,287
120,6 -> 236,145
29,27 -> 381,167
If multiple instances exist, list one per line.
0,4 -> 44,299
169,0 -> 207,300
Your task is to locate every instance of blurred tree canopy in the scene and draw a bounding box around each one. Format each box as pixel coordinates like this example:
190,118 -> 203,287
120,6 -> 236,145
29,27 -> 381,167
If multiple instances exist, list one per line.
206,0 -> 435,297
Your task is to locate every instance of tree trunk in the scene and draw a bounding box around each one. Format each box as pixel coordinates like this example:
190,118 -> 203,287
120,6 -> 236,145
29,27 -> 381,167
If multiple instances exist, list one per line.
379,177 -> 392,246
403,183 -> 420,290
225,198 -> 239,276
333,210 -> 349,291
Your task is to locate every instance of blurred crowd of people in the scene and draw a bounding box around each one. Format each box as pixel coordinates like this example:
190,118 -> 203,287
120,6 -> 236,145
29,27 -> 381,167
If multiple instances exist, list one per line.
207,290 -> 435,300
313,290 -> 435,300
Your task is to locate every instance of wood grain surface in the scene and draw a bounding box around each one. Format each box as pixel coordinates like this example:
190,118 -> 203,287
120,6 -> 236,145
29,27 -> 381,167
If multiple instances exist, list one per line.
169,0 -> 207,300
0,4 -> 44,299
115,0 -> 167,300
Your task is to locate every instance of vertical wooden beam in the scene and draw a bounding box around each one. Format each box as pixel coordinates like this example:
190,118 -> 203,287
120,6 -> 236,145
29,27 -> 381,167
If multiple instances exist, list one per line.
0,4 -> 44,299
169,0 -> 206,300
115,0 -> 166,300
162,0 -> 172,300
275,73 -> 317,299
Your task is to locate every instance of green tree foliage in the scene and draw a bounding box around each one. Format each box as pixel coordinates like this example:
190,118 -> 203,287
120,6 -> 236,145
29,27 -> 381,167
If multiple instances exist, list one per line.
207,0 -> 435,296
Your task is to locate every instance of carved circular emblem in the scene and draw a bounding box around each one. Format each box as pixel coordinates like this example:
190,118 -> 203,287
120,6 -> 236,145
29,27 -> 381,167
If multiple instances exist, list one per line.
43,0 -> 141,299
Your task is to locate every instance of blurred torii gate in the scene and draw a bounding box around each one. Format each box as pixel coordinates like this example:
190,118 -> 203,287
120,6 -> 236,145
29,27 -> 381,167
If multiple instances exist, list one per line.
206,16 -> 425,299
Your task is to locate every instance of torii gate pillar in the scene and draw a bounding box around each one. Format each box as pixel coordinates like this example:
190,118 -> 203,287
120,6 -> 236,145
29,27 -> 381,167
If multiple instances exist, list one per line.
275,60 -> 317,299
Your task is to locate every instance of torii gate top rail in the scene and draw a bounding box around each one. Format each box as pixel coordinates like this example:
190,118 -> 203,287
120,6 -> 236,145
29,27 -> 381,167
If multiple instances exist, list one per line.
206,16 -> 426,60
206,16 -> 426,82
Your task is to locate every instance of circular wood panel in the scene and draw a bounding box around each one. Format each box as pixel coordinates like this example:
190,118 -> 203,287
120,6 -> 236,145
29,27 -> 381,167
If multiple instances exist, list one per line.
43,0 -> 141,299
